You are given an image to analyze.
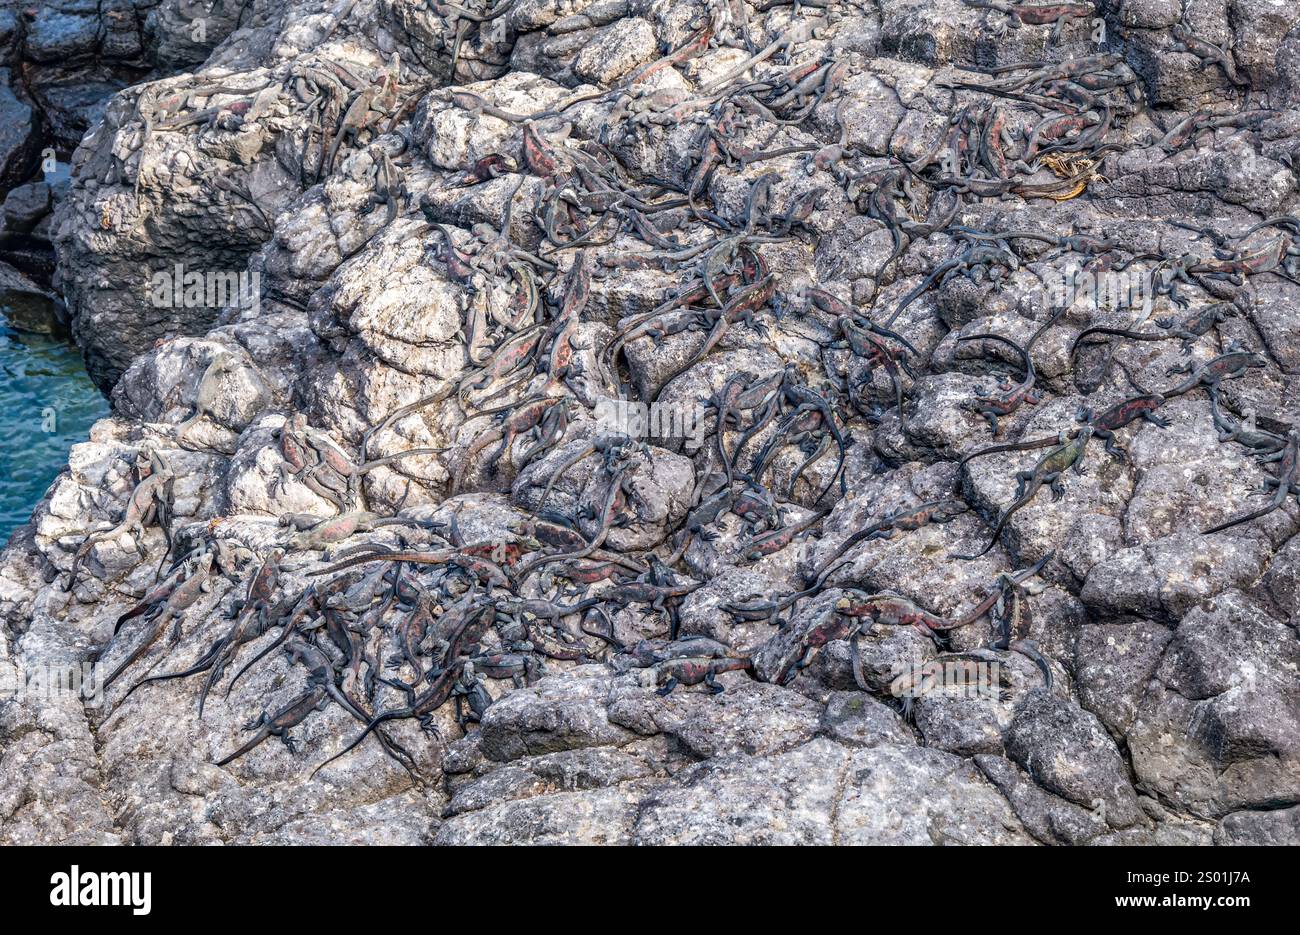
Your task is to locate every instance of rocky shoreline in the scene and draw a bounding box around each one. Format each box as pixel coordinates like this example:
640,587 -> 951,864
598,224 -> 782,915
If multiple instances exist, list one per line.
0,0 -> 1297,845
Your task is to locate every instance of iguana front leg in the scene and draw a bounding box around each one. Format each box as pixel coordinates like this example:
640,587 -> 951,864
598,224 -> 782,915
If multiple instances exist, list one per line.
1048,471 -> 1067,500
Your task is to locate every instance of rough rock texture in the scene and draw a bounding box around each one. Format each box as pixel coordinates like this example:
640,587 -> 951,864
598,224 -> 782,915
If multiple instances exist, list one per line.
2,0 -> 1299,845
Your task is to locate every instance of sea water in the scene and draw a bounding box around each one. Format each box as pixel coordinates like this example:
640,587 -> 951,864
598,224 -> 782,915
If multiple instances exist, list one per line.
0,291 -> 108,541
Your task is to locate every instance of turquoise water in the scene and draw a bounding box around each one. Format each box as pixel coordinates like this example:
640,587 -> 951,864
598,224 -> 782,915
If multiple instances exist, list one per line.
0,294 -> 109,541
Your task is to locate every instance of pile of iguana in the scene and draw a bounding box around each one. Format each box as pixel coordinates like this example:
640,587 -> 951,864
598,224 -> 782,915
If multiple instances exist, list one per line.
75,7 -> 1297,779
